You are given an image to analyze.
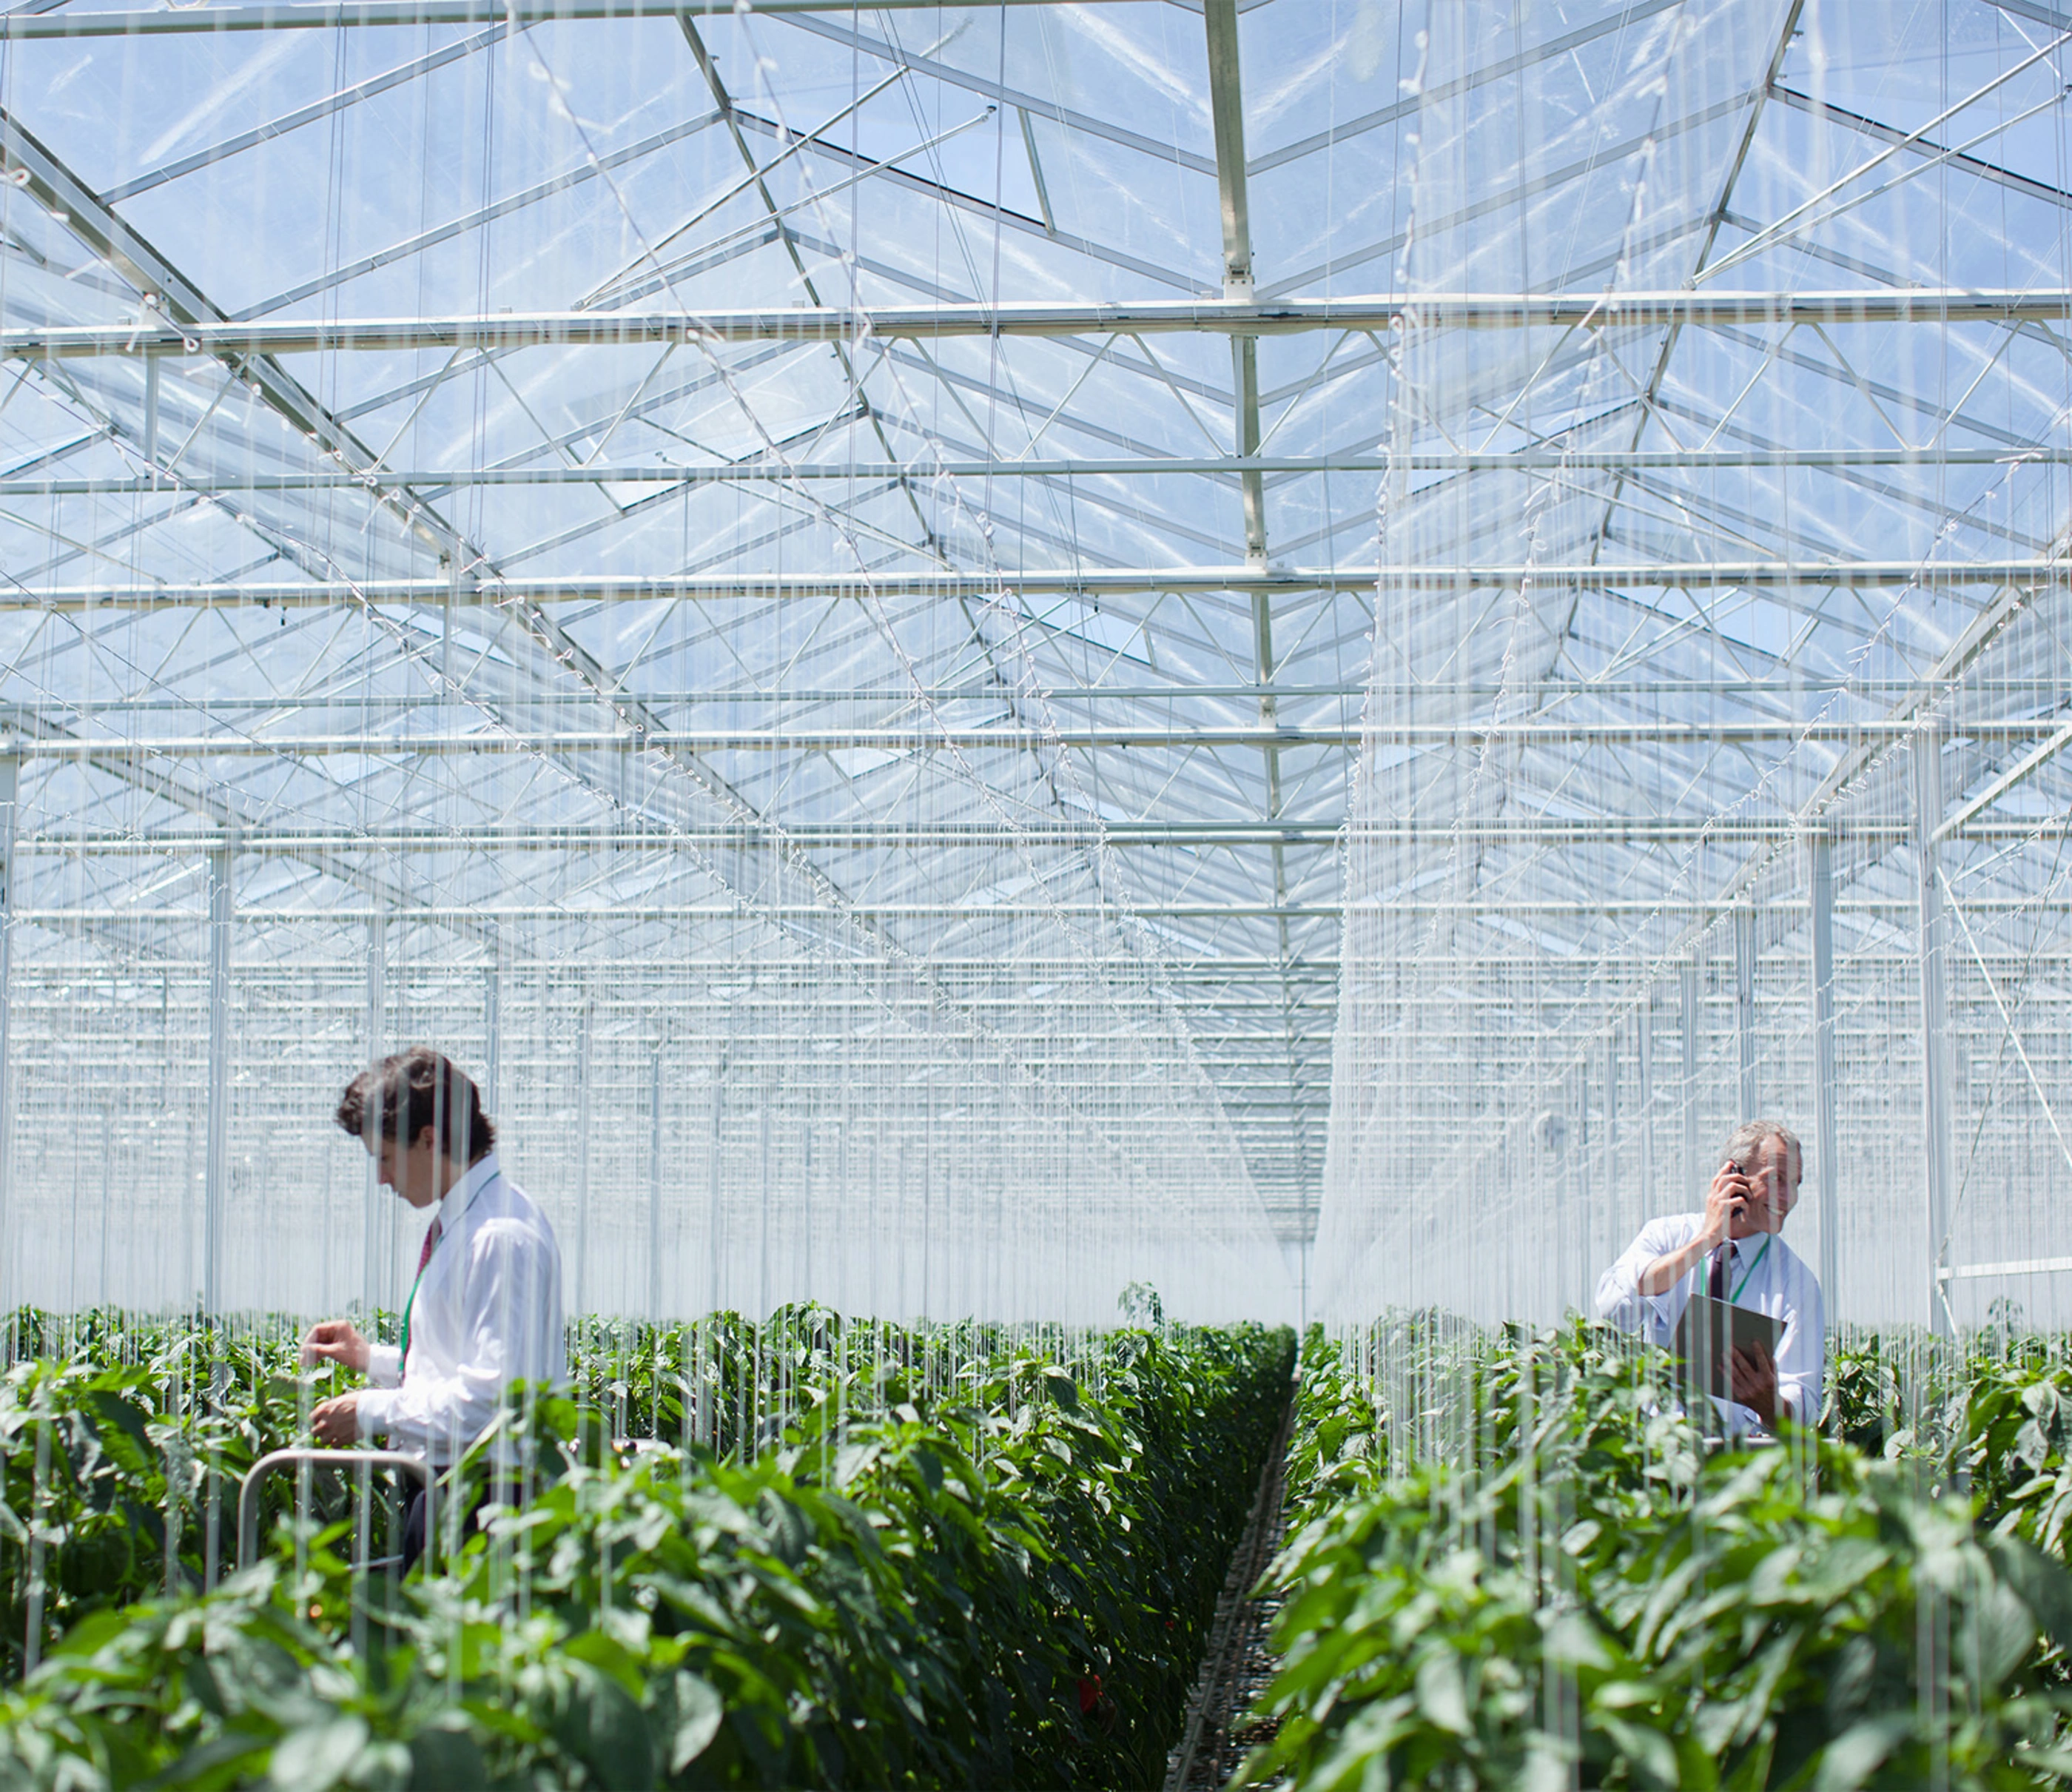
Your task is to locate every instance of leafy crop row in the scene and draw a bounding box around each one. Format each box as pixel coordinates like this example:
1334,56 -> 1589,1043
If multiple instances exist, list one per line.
1,1309 -> 1294,1789
1242,1323 -> 2072,1791
0,1303 -> 1107,1679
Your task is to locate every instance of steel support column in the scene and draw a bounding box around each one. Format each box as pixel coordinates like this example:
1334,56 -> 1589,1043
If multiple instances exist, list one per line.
1809,829 -> 1840,1316
1637,1000 -> 1654,1222
707,1056 -> 726,1318
648,1051 -> 664,1323
1735,905 -> 1758,1121
1602,1027 -> 1621,1295
482,953 -> 501,1113
1916,731 -> 1956,1336
573,997 -> 593,1315
0,755 -> 16,1312
204,844 -> 233,1315
363,917 -> 386,1315
1681,960 -> 1702,1206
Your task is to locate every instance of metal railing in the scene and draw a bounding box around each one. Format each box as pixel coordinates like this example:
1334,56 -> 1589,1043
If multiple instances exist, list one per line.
237,1449 -> 431,1572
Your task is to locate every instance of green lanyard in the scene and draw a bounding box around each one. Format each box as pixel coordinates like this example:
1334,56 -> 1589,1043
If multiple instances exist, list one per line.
1730,1235 -> 1772,1303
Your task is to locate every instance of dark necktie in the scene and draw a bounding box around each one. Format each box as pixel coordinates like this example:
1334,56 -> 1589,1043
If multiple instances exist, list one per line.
1709,1241 -> 1730,1301
416,1216 -> 443,1275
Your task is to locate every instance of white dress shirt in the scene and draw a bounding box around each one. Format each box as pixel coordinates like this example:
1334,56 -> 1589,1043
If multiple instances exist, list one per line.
356,1152 -> 565,1465
1595,1213 -> 1825,1432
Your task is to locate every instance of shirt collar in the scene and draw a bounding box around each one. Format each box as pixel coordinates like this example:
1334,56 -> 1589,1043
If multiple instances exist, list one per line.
438,1151 -> 500,1225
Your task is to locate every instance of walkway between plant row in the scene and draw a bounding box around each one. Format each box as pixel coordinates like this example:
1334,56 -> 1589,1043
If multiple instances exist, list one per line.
1162,1383 -> 1297,1791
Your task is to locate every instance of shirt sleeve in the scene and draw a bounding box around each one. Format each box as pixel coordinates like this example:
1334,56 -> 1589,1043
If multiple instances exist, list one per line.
354,1220 -> 559,1457
1595,1216 -> 1688,1336
366,1343 -> 401,1389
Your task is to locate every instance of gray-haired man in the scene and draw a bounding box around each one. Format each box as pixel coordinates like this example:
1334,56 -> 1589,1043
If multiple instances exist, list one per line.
1595,1120 -> 1825,1432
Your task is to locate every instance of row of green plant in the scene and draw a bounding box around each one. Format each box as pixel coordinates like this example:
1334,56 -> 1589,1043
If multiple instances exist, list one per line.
1241,1322 -> 2072,1790
1,1311 -> 1294,1788
0,1301 -> 1110,1681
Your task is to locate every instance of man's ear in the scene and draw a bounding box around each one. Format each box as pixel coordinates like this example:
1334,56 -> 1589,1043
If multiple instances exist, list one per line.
414,1124 -> 439,1154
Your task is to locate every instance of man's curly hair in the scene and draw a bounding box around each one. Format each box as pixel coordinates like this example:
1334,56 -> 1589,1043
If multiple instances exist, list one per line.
336,1047 -> 495,1163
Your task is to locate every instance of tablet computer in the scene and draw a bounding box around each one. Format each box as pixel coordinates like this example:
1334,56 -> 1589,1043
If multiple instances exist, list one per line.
1670,1295 -> 1783,1403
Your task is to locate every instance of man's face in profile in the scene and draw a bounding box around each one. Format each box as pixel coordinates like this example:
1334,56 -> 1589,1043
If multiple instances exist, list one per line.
1730,1135 -> 1798,1239
371,1126 -> 445,1210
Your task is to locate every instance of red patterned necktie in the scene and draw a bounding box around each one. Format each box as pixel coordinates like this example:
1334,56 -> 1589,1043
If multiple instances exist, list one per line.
400,1218 -> 442,1385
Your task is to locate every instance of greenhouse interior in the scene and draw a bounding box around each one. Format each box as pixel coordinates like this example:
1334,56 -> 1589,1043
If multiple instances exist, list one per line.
4,0 -> 2072,1784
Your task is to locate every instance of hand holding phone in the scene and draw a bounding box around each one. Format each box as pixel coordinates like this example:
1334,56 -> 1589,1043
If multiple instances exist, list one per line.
1705,1158 -> 1752,1242
1726,1158 -> 1750,1212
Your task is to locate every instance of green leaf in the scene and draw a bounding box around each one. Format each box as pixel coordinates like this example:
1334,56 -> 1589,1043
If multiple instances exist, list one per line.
912,1447 -> 945,1495
47,1607 -> 132,1661
86,1390 -> 157,1457
184,1657 -> 227,1719
1813,1715 -> 1914,1792
1599,1715 -> 1678,1788
669,1671 -> 724,1771
1987,1533 -> 2072,1657
1973,1574 -> 2039,1685
565,1628 -> 646,1702
556,1663 -> 653,1791
1413,1651 -> 1470,1735
269,1717 -> 369,1792
149,1730 -> 273,1791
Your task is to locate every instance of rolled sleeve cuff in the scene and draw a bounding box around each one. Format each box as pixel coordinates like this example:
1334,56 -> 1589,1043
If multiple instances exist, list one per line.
1597,1272 -> 1666,1338
366,1344 -> 402,1388
354,1389 -> 394,1440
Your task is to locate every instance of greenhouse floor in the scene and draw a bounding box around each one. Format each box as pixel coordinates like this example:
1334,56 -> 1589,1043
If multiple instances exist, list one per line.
1166,1390 -> 1296,1791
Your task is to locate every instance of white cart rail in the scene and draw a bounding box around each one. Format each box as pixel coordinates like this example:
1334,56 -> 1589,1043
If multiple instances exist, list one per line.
237,1449 -> 432,1571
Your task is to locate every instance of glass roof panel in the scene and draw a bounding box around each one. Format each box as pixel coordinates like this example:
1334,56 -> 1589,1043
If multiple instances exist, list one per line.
2,0 -> 2066,1322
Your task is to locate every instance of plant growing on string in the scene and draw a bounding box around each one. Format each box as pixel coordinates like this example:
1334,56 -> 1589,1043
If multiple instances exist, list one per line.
1242,1327 -> 2072,1791
1,1317 -> 1295,1790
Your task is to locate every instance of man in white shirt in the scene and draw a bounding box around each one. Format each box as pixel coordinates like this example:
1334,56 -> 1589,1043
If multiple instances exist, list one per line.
1595,1119 -> 1824,1433
300,1047 -> 565,1566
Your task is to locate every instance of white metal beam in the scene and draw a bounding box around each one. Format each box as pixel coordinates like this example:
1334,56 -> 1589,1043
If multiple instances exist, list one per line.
1942,1256 -> 2072,1281
6,558 -> 2062,610
6,292 -> 2066,358
0,0 -> 1078,35
11,446 -> 2065,497
7,719 -> 2059,755
16,816 -> 2066,853
1936,717 -> 2072,841
12,896 -> 2065,924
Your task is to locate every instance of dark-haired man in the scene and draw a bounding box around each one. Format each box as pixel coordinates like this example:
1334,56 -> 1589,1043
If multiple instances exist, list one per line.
1595,1119 -> 1824,1434
300,1047 -> 564,1566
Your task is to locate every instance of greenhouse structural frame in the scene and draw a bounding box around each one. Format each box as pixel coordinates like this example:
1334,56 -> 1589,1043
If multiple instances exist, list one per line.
0,0 -> 2062,1335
